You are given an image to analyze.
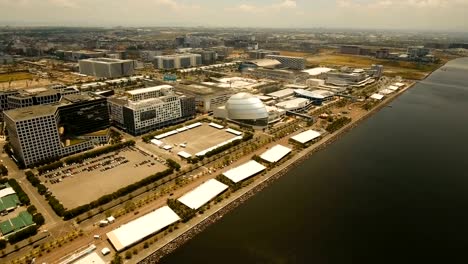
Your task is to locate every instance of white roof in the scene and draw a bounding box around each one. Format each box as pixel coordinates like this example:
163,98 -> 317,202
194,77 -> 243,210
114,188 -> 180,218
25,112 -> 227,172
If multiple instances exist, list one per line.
196,136 -> 242,156
275,98 -> 310,110
176,127 -> 189,132
73,252 -> 106,264
260,145 -> 292,163
150,139 -> 163,146
266,88 -> 295,98
388,85 -> 399,91
394,82 -> 405,87
155,130 -> 178,140
291,130 -> 321,144
223,160 -> 266,183
370,93 -> 384,100
225,128 -> 242,136
177,151 -> 192,159
106,206 -> 180,252
101,248 -> 111,255
107,216 -> 115,222
126,85 -> 173,95
178,179 -> 228,210
186,122 -> 202,129
0,187 -> 15,199
379,89 -> 394,95
302,67 -> 333,76
209,122 -> 224,129
163,145 -> 173,150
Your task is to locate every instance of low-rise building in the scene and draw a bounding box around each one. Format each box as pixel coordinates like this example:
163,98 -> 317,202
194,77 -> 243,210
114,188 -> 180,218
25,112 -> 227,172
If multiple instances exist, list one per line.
265,55 -> 306,70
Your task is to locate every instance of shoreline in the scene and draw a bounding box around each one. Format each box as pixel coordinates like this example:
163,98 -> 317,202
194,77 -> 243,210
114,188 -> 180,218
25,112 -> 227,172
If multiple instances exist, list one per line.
136,82 -> 417,264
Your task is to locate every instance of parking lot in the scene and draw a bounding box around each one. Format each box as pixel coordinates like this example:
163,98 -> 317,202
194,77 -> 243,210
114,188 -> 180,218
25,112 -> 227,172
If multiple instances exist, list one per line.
146,124 -> 238,158
43,146 -> 168,209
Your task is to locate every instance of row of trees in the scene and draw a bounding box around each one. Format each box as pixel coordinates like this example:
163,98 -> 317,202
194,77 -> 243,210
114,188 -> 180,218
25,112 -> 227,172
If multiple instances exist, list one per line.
186,131 -> 253,163
37,161 -> 64,175
326,117 -> 352,133
167,199 -> 195,223
166,159 -> 181,171
62,167 -> 174,220
25,171 -> 47,195
64,140 -> 135,165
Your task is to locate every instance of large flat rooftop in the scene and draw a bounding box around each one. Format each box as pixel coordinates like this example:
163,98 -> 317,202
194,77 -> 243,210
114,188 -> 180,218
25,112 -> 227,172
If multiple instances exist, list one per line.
4,104 -> 58,121
126,85 -> 173,95
106,206 -> 180,252
177,179 -> 228,210
223,160 -> 266,183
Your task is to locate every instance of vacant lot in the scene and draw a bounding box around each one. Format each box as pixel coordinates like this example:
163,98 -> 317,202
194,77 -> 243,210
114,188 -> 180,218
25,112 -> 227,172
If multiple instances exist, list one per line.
148,124 -> 238,158
0,72 -> 33,83
279,50 -> 441,80
44,147 -> 167,209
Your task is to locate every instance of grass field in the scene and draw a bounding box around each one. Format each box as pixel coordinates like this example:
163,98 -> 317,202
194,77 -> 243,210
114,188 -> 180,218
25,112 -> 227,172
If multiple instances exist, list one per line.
280,50 -> 442,80
0,72 -> 33,83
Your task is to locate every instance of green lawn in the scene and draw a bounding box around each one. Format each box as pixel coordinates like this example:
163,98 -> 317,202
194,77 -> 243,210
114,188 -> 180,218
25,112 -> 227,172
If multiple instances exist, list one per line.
0,72 -> 33,83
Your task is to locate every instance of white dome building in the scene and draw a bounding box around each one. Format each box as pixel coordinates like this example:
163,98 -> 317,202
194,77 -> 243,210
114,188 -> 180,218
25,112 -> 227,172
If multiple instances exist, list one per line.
225,93 -> 269,128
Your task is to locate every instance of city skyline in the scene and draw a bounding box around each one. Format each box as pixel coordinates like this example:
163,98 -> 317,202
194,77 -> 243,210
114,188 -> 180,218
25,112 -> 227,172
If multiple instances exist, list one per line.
0,0 -> 467,31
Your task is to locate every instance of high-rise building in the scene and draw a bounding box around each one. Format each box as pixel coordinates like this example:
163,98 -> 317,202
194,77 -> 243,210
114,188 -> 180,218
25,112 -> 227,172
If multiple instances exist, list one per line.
79,58 -> 135,78
108,85 -> 195,135
193,50 -> 218,65
340,45 -> 362,55
3,93 -> 110,166
153,54 -> 202,70
407,46 -> 431,59
265,55 -> 306,70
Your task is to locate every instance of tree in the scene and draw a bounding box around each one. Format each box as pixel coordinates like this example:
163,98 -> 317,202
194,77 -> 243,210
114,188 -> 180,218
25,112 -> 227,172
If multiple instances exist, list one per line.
0,164 -> 8,176
111,254 -> 123,264
125,251 -> 132,259
33,213 -> 45,226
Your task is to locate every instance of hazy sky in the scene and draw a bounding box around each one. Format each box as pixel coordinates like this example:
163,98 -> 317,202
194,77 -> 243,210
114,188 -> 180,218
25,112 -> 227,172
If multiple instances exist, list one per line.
0,0 -> 467,30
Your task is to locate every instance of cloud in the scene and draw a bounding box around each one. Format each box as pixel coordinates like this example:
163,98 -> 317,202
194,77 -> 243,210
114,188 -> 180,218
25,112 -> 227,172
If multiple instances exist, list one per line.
154,0 -> 200,10
228,0 -> 297,13
336,0 -> 468,9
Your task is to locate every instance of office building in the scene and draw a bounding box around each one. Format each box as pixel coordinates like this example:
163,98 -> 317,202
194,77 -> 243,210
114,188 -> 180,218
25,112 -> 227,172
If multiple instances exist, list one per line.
265,55 -> 306,70
376,48 -> 390,59
56,50 -> 106,61
248,50 -> 280,60
79,58 -> 135,78
0,54 -> 13,65
153,54 -> 202,70
58,94 -> 110,137
108,86 -> 195,135
407,46 -> 431,59
193,50 -> 218,65
340,45 -> 362,55
4,105 -> 94,166
6,87 -> 61,110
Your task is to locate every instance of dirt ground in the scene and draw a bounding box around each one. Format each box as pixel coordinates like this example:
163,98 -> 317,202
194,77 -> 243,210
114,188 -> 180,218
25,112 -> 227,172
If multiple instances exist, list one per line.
152,124 -> 238,157
44,147 -> 168,209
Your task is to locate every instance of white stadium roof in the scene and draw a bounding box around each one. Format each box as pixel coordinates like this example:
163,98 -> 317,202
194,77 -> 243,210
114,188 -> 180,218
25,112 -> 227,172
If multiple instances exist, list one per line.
223,160 -> 266,183
291,130 -> 321,144
178,179 -> 228,210
260,145 -> 292,163
370,93 -> 384,100
107,206 -> 180,252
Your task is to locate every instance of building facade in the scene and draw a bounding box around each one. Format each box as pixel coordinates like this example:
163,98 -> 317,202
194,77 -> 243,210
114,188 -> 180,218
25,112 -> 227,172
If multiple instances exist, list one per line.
153,54 -> 202,70
265,55 -> 306,70
79,58 -> 135,78
4,105 -> 94,166
108,86 -> 195,135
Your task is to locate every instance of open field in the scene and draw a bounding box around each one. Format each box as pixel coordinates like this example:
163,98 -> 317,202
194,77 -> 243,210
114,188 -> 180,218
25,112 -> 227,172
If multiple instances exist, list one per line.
43,147 -> 167,209
146,124 -> 238,158
0,72 -> 34,83
280,50 -> 442,80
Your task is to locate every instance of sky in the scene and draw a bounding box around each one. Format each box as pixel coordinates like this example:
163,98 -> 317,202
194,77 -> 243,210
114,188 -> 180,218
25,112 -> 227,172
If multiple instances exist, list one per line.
0,0 -> 467,31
